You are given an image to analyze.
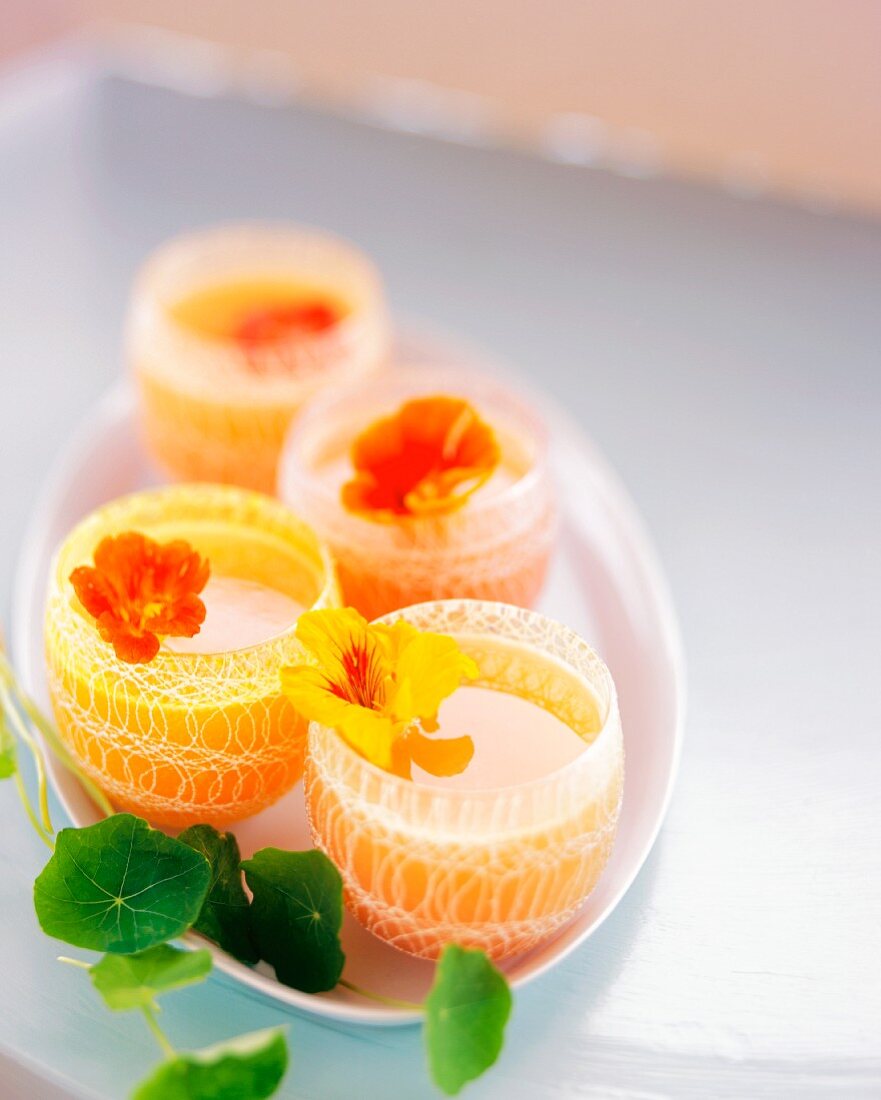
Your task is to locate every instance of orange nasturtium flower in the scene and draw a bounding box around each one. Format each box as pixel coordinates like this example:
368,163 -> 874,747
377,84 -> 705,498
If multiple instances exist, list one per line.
234,300 -> 340,347
281,607 -> 478,778
341,395 -> 501,521
69,531 -> 209,665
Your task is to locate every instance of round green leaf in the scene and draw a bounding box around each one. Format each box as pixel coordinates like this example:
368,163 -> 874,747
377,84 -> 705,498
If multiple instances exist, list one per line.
424,944 -> 513,1095
177,825 -> 258,964
131,1027 -> 288,1100
242,848 -> 345,993
89,944 -> 213,1011
34,814 -> 211,953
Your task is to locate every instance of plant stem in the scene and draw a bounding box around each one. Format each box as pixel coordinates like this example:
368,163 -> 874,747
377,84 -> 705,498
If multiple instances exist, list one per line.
60,960 -> 178,1065
0,654 -> 114,817
57,956 -> 91,970
338,978 -> 423,1012
0,679 -> 53,835
22,695 -> 114,816
13,771 -> 53,849
142,1005 -> 176,1060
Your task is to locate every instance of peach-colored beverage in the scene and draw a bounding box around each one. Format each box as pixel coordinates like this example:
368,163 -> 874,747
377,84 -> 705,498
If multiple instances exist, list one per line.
411,683 -> 591,790
305,600 -> 624,961
163,576 -> 304,655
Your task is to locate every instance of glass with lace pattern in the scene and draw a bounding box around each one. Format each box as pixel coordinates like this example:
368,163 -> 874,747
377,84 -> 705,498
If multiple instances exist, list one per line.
278,368 -> 557,618
129,223 -> 390,492
304,600 -> 624,961
44,484 -> 338,827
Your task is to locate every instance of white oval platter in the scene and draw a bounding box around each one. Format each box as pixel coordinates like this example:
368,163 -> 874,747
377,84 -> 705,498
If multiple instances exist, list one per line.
11,330 -> 684,1027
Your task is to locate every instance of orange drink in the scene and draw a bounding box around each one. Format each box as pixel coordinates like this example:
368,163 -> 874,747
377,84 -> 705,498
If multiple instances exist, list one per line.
279,369 -> 556,618
128,224 -> 390,492
304,600 -> 624,961
45,484 -> 338,827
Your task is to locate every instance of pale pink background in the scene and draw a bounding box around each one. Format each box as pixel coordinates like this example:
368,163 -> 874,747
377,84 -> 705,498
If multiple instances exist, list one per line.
4,1 -> 880,216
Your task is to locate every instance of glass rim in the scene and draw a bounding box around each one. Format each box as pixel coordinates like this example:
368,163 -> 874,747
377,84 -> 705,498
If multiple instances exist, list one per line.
309,598 -> 620,804
51,482 -> 338,664
279,365 -> 552,533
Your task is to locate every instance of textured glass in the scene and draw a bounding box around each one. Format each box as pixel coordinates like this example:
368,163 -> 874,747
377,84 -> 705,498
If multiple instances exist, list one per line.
278,368 -> 557,619
45,485 -> 339,827
129,224 -> 390,492
305,600 -> 624,961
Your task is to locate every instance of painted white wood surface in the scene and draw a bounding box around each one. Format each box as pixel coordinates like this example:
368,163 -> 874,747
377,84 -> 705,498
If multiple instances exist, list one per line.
0,50 -> 879,1099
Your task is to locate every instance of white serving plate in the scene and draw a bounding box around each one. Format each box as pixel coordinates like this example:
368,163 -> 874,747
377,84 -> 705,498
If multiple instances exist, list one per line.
11,330 -> 684,1027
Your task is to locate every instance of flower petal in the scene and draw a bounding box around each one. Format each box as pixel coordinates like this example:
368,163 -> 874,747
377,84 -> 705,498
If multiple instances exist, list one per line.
402,464 -> 495,517
295,608 -> 371,678
341,395 -> 500,520
149,593 -> 207,638
280,665 -> 353,728
282,663 -> 398,770
407,731 -> 474,778
335,708 -> 398,771
69,565 -> 115,621
390,632 -> 479,724
282,608 -> 476,778
235,300 -> 339,346
69,531 -> 209,665
102,622 -> 161,664
372,620 -> 420,663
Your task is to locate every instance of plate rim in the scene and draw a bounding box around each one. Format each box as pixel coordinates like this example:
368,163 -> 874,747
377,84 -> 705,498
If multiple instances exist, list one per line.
11,360 -> 685,1028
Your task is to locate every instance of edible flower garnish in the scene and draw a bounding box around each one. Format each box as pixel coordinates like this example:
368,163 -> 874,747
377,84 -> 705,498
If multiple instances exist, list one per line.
234,300 -> 339,347
70,532 -> 209,664
341,396 -> 500,521
281,607 -> 477,778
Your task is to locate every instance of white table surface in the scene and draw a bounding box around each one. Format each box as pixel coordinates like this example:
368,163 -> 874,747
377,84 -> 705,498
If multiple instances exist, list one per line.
0,48 -> 879,1100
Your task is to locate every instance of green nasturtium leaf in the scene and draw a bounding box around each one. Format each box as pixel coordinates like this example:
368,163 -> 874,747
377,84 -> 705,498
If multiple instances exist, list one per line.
89,944 -> 213,1011
241,848 -> 345,993
424,944 -> 513,1096
0,710 -> 17,779
177,824 -> 258,964
131,1027 -> 288,1100
33,814 -> 211,953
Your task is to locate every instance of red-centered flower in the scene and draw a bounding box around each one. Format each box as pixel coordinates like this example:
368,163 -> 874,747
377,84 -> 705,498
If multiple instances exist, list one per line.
234,300 -> 340,347
281,608 -> 477,778
341,396 -> 500,522
69,531 -> 209,664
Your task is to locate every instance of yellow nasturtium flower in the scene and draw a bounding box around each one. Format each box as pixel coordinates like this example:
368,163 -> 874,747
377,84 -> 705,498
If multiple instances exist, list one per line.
281,608 -> 477,778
